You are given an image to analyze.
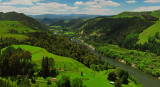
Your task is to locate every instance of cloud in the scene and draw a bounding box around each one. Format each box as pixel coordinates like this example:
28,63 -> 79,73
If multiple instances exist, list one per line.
144,0 -> 160,3
133,6 -> 160,11
0,0 -> 120,15
74,1 -> 83,6
74,0 -> 120,7
99,1 -> 120,7
126,0 -> 136,3
1,0 -> 43,5
0,2 -> 78,15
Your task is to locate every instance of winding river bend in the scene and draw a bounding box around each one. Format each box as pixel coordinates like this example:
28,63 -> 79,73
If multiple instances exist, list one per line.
71,38 -> 160,87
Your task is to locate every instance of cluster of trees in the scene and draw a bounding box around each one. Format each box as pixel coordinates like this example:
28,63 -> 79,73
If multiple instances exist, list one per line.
108,68 -> 129,87
142,15 -> 159,21
135,32 -> 160,55
118,33 -> 139,49
56,75 -> 86,87
26,32 -> 113,71
118,32 -> 160,56
8,29 -> 19,34
41,57 -> 57,78
0,47 -> 34,76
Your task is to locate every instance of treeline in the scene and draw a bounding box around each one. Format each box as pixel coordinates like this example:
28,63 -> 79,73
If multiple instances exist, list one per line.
118,32 -> 160,55
142,15 -> 159,21
26,32 -> 113,70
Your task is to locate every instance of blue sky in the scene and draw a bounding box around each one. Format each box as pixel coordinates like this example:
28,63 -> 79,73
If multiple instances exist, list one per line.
0,0 -> 160,15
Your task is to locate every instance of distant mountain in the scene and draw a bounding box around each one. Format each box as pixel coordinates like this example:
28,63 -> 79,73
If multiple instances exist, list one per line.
51,18 -> 86,29
29,14 -> 111,24
29,14 -> 106,19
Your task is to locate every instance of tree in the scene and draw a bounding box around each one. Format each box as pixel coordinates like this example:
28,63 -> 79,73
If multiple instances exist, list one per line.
56,75 -> 70,87
115,79 -> 122,87
8,53 -> 20,75
72,78 -> 85,87
108,72 -> 117,81
42,57 -> 49,78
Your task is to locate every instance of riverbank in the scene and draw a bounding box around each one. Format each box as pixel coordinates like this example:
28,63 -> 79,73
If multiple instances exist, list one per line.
71,38 -> 160,87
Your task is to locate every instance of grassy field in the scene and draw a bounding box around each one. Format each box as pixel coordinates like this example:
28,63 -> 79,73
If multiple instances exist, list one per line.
0,20 -> 36,40
2,45 -> 138,87
137,21 -> 160,44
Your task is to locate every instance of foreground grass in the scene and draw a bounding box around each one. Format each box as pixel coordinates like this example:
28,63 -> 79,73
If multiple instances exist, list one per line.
7,45 -> 138,87
137,21 -> 160,44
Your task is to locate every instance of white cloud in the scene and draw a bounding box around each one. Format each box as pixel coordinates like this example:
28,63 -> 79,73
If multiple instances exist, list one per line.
0,0 -> 120,15
144,0 -> 160,3
74,1 -> 83,6
2,0 -> 43,5
0,2 -> 78,15
133,6 -> 160,12
99,1 -> 120,7
74,0 -> 120,7
126,0 -> 136,4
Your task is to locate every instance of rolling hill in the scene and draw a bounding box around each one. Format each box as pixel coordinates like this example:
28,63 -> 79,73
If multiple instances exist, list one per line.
0,12 -> 48,40
77,16 -> 154,44
114,10 -> 160,18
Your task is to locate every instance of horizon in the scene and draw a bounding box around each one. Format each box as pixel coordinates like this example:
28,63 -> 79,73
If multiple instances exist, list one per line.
0,0 -> 159,15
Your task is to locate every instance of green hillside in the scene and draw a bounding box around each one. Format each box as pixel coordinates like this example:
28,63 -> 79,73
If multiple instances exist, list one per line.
137,20 -> 160,44
77,17 -> 153,44
114,10 -> 160,18
0,12 -> 48,40
0,20 -> 36,40
2,45 -> 137,87
0,12 -> 47,30
114,11 -> 150,18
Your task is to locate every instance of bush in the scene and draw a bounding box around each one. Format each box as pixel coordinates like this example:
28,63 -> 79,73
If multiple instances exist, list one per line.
115,79 -> 122,87
108,72 -> 117,81
56,75 -> 70,87
72,78 -> 85,87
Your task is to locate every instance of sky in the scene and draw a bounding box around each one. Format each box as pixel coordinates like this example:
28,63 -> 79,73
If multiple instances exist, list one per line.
0,0 -> 160,15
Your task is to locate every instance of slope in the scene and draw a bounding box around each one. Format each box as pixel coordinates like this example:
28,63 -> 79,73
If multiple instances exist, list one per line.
137,20 -> 160,44
114,10 -> 160,18
77,17 -> 154,44
0,20 -> 37,40
0,12 -> 47,30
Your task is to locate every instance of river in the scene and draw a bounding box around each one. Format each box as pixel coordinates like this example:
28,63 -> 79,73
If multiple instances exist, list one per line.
71,38 -> 160,87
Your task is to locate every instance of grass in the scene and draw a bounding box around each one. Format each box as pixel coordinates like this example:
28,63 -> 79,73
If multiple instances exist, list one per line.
3,45 -> 138,87
0,33 -> 28,40
0,20 -> 36,40
64,31 -> 74,35
50,26 -> 62,28
137,21 -> 160,44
